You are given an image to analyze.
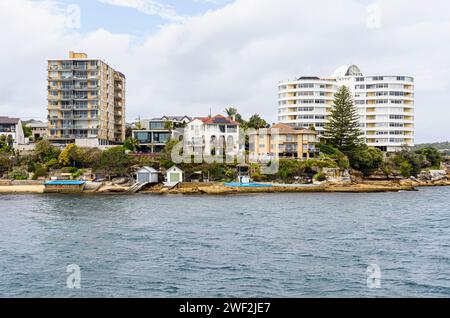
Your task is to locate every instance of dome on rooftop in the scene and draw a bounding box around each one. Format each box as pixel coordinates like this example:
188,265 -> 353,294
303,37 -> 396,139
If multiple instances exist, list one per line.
332,65 -> 363,78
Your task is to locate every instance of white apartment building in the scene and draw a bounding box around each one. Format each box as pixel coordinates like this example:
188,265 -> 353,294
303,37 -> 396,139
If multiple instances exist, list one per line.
278,65 -> 414,152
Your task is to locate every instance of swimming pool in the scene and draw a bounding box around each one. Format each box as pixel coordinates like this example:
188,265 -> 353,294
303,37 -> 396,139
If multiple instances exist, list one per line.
224,182 -> 273,187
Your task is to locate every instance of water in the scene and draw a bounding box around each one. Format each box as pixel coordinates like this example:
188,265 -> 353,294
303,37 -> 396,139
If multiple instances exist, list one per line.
0,187 -> 449,298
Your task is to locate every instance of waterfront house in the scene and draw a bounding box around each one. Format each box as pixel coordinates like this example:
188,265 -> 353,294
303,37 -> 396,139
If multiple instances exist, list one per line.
136,166 -> 159,184
249,123 -> 319,161
166,166 -> 184,184
133,116 -> 192,153
183,115 -> 242,156
0,116 -> 26,148
26,120 -> 49,140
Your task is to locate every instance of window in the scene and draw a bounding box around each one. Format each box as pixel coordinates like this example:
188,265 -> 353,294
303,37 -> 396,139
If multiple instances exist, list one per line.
297,107 -> 314,112
389,115 -> 404,120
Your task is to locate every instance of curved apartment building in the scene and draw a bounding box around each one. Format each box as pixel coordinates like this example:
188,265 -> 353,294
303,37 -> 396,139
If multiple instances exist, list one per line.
278,65 -> 414,152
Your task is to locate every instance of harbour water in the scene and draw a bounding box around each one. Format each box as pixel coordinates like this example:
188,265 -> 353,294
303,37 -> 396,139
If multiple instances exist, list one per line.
0,187 -> 449,297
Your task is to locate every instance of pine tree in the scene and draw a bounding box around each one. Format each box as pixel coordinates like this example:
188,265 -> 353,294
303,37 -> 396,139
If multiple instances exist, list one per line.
324,85 -> 363,152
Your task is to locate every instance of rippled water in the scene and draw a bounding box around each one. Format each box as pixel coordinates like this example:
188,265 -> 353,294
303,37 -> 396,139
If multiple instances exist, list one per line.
0,187 -> 449,298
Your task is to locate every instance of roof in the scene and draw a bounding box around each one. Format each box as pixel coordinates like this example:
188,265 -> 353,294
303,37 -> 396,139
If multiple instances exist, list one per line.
0,116 -> 20,125
151,116 -> 192,122
167,166 -> 183,173
137,166 -> 158,173
194,115 -> 240,125
27,121 -> 47,128
256,123 -> 318,135
332,65 -> 363,78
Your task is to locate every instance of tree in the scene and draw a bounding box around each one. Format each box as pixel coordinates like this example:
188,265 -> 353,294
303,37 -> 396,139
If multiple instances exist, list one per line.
0,135 -> 12,153
0,152 -> 11,175
415,147 -> 443,168
324,85 -> 363,152
247,114 -> 268,129
224,107 -> 238,118
77,148 -> 102,169
97,146 -> 130,179
164,120 -> 174,130
391,147 -> 425,178
347,145 -> 384,176
34,140 -> 60,163
123,137 -> 140,152
59,144 -> 79,167
22,124 -> 32,138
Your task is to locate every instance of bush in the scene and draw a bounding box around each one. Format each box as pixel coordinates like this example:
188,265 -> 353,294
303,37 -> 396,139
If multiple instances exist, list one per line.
314,172 -> 327,182
415,147 -> 443,169
9,168 -> 28,180
347,145 -> 384,176
317,143 -> 349,170
32,166 -> 48,180
72,169 -> 84,179
61,166 -> 78,173
45,158 -> 59,169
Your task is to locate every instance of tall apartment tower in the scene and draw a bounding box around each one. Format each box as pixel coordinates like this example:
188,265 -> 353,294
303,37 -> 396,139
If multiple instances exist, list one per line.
278,65 -> 414,152
47,51 -> 126,146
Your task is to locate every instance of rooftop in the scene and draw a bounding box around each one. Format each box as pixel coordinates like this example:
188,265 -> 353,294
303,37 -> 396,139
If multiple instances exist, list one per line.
0,116 -> 20,125
194,115 -> 240,125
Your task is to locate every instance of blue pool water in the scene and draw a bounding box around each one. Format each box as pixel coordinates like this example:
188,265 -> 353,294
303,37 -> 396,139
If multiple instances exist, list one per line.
224,182 -> 273,187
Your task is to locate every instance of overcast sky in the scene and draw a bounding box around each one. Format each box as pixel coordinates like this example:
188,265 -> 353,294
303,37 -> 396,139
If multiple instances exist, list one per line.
1,0 -> 449,143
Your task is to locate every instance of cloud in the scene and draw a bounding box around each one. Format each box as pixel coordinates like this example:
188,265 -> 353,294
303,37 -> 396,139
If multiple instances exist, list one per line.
1,0 -> 450,142
98,0 -> 183,22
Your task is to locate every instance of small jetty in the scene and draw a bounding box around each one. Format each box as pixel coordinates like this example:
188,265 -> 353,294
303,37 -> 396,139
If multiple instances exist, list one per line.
44,180 -> 86,193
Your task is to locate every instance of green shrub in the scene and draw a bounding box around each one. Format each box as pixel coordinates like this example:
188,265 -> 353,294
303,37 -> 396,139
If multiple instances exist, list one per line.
32,166 -> 48,180
61,166 -> 78,173
45,158 -> 59,169
72,169 -> 84,179
9,168 -> 28,180
314,172 -> 327,182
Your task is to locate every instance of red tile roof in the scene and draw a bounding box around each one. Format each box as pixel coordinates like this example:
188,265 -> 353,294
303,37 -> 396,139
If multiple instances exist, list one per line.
194,115 -> 240,125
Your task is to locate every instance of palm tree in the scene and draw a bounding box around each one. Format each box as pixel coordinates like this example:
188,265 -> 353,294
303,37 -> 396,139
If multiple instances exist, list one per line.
224,107 -> 238,119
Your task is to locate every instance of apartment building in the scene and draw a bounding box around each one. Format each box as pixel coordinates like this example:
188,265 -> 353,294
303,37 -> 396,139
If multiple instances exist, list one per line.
47,51 -> 126,146
184,115 -> 242,156
249,123 -> 319,161
278,65 -> 414,152
133,116 -> 191,153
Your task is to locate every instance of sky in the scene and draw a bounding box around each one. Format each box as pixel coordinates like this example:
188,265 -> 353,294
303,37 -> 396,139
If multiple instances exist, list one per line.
1,0 -> 449,143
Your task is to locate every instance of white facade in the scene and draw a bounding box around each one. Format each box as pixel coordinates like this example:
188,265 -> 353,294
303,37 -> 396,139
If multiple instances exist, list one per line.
183,116 -> 242,156
0,117 -> 26,147
278,65 -> 415,152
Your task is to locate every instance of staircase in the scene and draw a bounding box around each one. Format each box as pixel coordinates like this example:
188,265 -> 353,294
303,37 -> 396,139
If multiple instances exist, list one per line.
126,182 -> 149,193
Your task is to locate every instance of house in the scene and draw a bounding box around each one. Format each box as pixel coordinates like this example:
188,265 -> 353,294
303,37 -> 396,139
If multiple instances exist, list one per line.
183,115 -> 242,156
166,166 -> 184,184
0,116 -> 25,147
133,115 -> 192,153
136,166 -> 159,184
26,120 -> 49,140
249,123 -> 320,161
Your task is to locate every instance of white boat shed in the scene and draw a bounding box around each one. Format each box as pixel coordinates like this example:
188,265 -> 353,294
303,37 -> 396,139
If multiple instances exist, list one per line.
166,166 -> 184,184
136,166 -> 159,184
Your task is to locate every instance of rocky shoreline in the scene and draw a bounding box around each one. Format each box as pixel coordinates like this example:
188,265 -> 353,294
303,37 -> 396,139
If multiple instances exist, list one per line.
1,179 -> 449,195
